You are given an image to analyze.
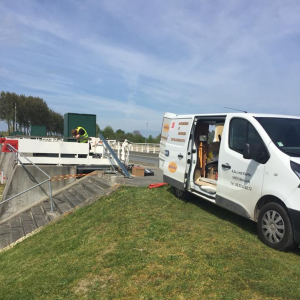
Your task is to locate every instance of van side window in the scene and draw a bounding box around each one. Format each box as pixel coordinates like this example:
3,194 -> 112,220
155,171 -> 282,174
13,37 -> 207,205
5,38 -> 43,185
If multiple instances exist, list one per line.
229,119 -> 247,154
229,118 -> 268,162
248,123 -> 265,157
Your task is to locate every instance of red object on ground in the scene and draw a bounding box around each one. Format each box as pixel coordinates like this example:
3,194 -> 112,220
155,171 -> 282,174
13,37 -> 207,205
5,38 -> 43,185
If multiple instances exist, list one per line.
0,138 -> 6,144
148,182 -> 168,189
2,140 -> 18,152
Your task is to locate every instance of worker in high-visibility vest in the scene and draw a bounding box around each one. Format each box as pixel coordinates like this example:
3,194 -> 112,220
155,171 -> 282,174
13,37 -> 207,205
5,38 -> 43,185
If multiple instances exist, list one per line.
71,126 -> 89,143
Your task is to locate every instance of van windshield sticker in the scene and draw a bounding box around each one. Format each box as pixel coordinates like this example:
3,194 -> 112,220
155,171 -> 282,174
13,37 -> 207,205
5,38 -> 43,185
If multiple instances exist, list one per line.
277,142 -> 284,147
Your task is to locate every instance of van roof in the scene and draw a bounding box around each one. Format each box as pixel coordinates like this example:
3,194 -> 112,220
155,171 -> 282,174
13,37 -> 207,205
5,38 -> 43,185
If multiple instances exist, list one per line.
164,112 -> 300,119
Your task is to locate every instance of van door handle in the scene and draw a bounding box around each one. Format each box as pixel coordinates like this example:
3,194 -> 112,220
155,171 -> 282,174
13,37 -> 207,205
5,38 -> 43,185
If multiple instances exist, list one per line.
178,153 -> 183,159
222,163 -> 231,170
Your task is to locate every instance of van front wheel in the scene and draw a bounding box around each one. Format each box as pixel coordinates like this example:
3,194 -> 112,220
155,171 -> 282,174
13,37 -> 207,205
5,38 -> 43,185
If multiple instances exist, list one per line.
257,202 -> 296,251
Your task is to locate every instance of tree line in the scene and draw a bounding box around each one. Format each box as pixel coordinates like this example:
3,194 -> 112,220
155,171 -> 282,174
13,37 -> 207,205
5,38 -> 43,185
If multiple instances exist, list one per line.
97,126 -> 161,143
0,91 -> 63,135
0,91 -> 161,143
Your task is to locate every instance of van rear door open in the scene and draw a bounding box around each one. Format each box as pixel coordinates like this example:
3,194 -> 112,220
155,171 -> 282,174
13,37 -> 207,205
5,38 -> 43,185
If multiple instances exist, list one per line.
159,113 -> 176,170
163,116 -> 194,190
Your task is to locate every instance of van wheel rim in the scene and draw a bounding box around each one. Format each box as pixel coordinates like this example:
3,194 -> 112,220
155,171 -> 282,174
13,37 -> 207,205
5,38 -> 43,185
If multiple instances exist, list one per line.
176,190 -> 183,196
262,210 -> 285,244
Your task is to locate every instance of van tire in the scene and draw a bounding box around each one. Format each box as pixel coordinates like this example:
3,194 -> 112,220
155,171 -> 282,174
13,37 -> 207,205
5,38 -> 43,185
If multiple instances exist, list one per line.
173,187 -> 187,200
257,202 -> 296,251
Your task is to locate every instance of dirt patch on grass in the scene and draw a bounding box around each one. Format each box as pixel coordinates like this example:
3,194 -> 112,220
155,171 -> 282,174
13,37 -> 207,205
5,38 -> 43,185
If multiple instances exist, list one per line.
74,273 -> 118,296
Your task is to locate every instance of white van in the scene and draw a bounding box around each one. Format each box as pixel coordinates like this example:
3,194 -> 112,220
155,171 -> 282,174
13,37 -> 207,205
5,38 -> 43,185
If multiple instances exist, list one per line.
159,112 -> 300,251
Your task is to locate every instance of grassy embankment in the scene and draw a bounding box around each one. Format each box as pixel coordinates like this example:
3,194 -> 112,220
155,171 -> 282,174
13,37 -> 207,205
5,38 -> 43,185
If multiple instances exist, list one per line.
0,186 -> 299,300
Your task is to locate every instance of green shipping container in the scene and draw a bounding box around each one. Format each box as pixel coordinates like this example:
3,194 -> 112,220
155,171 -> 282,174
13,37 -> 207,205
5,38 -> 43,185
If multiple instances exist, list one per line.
11,131 -> 24,136
31,125 -> 47,136
64,113 -> 96,140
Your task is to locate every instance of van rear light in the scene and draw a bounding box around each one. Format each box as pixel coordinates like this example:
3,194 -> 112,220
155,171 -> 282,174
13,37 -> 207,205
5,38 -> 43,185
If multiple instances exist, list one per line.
290,161 -> 300,179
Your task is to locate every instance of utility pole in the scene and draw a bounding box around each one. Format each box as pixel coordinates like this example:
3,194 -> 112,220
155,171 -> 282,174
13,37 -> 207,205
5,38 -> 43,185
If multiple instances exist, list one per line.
14,103 -> 17,132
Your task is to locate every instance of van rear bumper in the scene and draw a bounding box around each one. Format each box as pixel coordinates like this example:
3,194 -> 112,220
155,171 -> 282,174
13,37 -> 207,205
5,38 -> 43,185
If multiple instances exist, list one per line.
288,208 -> 300,245
163,175 -> 184,190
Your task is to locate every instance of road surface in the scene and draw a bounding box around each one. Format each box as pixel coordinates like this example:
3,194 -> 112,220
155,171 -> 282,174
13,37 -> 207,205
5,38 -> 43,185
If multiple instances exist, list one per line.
129,151 -> 159,166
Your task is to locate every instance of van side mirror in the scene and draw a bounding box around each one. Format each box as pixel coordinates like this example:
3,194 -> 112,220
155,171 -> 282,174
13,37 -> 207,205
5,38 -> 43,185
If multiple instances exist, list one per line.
243,143 -> 270,164
243,143 -> 253,159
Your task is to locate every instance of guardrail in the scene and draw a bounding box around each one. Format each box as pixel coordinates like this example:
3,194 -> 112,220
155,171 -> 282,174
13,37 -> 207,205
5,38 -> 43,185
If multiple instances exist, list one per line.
131,143 -> 160,153
0,143 -> 54,212
110,142 -> 160,154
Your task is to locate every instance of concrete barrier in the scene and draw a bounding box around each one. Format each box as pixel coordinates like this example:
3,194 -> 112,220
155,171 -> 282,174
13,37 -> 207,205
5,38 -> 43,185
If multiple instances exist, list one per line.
0,165 -> 76,220
0,152 -> 15,184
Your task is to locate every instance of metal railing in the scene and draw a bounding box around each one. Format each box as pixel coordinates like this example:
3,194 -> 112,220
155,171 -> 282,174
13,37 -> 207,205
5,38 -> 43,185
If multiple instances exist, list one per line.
110,142 -> 160,153
130,143 -> 160,153
0,143 -> 54,212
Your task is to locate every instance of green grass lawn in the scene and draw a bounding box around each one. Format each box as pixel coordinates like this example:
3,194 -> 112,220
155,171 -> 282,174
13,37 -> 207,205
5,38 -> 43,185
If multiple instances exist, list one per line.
0,186 -> 299,300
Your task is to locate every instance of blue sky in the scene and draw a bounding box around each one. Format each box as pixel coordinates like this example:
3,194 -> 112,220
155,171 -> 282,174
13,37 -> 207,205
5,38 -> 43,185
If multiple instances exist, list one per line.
1,0 -> 300,136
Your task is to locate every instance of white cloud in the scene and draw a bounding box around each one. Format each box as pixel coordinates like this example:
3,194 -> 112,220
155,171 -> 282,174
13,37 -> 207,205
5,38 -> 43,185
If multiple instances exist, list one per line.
0,0 -> 300,135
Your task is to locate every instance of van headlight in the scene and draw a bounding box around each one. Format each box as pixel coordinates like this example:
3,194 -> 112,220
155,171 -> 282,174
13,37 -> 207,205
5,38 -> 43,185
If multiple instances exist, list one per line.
291,161 -> 300,179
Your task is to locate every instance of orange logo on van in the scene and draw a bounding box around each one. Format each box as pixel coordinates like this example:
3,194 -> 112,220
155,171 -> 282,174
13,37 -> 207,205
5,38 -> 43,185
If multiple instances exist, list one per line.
163,124 -> 170,132
168,162 -> 177,173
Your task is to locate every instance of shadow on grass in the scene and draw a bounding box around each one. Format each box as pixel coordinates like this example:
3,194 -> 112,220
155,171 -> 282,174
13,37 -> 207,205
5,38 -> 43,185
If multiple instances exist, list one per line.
166,186 -> 300,255
166,186 -> 257,235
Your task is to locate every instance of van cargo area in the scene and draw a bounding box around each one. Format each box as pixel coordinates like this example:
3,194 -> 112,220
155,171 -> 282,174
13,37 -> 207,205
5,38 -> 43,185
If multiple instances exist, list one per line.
193,117 -> 225,197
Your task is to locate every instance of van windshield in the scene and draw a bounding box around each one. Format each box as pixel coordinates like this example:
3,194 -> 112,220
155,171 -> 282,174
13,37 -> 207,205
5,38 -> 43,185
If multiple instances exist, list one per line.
256,117 -> 300,157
